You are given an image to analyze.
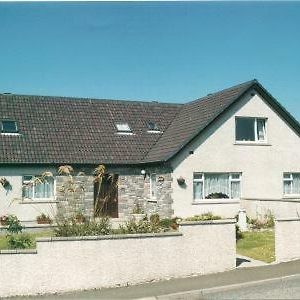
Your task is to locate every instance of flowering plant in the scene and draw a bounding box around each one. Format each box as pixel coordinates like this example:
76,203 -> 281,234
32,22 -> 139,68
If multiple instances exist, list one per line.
0,215 -> 9,225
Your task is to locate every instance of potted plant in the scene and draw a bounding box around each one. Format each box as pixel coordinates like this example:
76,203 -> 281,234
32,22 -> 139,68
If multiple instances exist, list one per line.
131,203 -> 146,221
36,213 -> 53,224
177,176 -> 185,186
0,215 -> 9,226
0,177 -> 11,190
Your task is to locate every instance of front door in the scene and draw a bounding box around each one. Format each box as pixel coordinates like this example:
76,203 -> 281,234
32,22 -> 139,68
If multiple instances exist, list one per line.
94,174 -> 118,218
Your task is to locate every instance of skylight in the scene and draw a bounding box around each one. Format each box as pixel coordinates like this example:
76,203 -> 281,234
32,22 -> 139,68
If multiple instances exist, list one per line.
1,120 -> 18,134
116,123 -> 132,133
147,121 -> 160,132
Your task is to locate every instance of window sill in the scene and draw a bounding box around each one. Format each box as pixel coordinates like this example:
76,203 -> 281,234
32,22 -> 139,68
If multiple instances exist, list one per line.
234,142 -> 271,146
192,199 -> 240,205
282,195 -> 300,199
21,199 -> 58,204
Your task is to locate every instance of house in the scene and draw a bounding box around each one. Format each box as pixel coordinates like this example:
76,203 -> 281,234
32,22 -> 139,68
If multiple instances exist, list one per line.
1,79 -> 300,224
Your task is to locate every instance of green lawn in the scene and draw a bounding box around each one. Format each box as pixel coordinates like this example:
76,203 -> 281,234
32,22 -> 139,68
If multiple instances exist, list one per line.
0,230 -> 53,250
237,230 -> 275,263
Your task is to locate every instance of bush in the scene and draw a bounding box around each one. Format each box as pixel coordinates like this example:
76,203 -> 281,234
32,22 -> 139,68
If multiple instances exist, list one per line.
185,212 -> 222,221
6,215 -> 23,234
236,225 -> 244,240
54,216 -> 112,237
118,215 -> 178,234
7,234 -> 32,249
249,213 -> 274,230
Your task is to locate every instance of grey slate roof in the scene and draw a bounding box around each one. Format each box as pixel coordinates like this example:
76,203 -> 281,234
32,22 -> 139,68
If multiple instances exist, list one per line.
1,80 -> 299,165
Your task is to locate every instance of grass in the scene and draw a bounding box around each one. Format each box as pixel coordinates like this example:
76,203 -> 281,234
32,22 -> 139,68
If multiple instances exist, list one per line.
237,230 -> 275,263
0,230 -> 53,250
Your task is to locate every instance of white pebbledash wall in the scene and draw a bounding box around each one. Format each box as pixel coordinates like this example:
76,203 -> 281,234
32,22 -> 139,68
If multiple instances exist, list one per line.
0,220 -> 236,298
0,166 -> 57,224
170,90 -> 300,219
275,218 -> 300,262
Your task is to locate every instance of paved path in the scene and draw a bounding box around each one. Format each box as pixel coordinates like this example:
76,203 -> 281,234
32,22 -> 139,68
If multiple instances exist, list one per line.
16,259 -> 300,299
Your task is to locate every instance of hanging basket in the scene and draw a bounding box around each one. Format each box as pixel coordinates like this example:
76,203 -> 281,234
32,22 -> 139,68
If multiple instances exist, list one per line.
177,177 -> 185,186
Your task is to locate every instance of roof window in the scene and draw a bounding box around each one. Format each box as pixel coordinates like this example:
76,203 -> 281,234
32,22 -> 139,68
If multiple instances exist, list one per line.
147,121 -> 161,133
1,120 -> 18,134
116,123 -> 132,134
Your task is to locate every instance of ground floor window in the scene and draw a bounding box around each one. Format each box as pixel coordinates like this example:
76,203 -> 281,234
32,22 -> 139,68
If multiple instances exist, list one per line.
22,175 -> 55,200
150,173 -> 157,200
193,173 -> 241,200
283,173 -> 300,195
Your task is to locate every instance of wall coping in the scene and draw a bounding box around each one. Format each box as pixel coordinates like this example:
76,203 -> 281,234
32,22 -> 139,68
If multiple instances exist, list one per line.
0,249 -> 37,255
275,218 -> 300,222
37,231 -> 182,242
179,218 -> 236,226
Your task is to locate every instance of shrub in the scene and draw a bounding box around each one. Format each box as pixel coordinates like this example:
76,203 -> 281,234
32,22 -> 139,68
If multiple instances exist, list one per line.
118,215 -> 178,234
54,216 -> 111,237
236,225 -> 244,240
249,213 -> 275,230
7,234 -> 32,249
6,215 -> 23,234
185,212 -> 222,221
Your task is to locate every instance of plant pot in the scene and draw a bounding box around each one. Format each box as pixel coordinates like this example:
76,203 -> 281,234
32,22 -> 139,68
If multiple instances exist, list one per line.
37,220 -> 52,225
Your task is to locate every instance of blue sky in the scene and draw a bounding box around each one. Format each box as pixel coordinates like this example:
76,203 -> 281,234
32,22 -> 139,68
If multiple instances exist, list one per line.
0,2 -> 300,119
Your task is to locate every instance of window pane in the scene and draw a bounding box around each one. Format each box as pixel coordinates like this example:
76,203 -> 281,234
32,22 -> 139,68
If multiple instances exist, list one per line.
2,120 -> 18,133
193,181 -> 203,200
194,173 -> 203,180
284,181 -> 292,194
34,177 -> 54,198
283,173 -> 292,180
257,119 -> 266,141
204,173 -> 229,198
231,181 -> 240,198
293,174 -> 300,194
231,173 -> 240,180
236,118 -> 255,141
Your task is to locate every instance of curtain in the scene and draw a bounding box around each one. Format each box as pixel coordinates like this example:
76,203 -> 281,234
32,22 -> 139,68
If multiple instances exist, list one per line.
34,177 -> 54,198
231,181 -> 240,198
204,174 -> 229,198
293,174 -> 300,194
193,181 -> 203,200
257,119 -> 266,141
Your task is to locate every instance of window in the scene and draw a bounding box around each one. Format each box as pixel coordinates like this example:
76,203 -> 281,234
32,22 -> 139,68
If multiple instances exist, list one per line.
283,173 -> 300,195
116,123 -> 132,134
193,173 -> 241,200
150,173 -> 157,200
1,120 -> 18,134
22,175 -> 54,200
235,117 -> 266,142
147,121 -> 160,132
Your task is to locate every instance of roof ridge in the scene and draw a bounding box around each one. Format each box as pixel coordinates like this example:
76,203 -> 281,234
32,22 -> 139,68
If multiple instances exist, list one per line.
187,79 -> 257,105
0,93 -> 183,107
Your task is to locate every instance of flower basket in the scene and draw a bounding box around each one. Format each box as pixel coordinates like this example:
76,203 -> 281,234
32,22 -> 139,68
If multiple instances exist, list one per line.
177,177 -> 185,186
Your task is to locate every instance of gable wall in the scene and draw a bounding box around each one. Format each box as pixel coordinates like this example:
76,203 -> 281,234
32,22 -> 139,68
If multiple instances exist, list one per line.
170,89 -> 300,218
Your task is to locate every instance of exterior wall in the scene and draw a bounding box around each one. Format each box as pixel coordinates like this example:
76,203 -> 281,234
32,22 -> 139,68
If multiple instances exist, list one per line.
275,218 -> 300,262
171,90 -> 300,219
55,175 -> 94,220
118,166 -> 173,218
0,166 -> 58,223
0,219 -> 236,298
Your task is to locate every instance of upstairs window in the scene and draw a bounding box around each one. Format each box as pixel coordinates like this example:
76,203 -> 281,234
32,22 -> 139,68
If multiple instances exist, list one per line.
147,121 -> 160,133
116,123 -> 132,134
236,117 -> 266,142
1,120 -> 18,134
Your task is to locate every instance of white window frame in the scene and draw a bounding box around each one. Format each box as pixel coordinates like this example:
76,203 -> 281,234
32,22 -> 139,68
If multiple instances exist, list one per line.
235,117 -> 267,143
193,172 -> 241,201
150,173 -> 157,201
283,173 -> 300,196
22,175 -> 56,201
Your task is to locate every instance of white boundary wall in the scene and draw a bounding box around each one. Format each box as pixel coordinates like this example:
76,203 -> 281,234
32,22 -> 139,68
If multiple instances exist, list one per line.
0,219 -> 236,297
275,218 -> 300,263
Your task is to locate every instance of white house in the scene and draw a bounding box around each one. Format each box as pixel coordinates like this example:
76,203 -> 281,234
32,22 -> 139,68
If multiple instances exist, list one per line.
1,79 -> 300,224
